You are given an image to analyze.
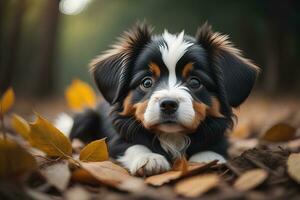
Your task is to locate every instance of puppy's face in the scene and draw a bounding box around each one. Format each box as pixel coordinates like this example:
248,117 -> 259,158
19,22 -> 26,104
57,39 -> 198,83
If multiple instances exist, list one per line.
91,23 -> 259,135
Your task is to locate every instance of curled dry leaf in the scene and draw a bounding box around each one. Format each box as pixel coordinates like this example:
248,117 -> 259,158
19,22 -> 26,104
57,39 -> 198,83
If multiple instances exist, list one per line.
174,173 -> 219,197
0,87 -> 15,115
11,114 -> 31,141
40,160 -> 71,191
172,156 -> 188,172
287,153 -> 300,184
78,161 -> 146,192
29,114 -> 72,158
145,160 -> 217,186
0,139 -> 37,178
79,138 -> 109,162
233,169 -> 268,191
65,79 -> 96,111
261,123 -> 296,142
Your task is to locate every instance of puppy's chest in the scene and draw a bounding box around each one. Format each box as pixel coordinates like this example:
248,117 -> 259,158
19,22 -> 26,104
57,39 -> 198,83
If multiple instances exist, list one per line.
157,133 -> 191,159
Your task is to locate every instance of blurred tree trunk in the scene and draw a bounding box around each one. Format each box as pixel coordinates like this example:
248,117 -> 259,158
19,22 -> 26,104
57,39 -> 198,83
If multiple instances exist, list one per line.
34,0 -> 60,96
0,0 -> 26,93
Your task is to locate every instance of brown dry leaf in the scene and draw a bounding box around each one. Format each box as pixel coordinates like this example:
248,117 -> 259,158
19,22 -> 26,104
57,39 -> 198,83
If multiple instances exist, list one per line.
71,168 -> 100,185
0,87 -> 15,115
287,153 -> 300,184
145,161 -> 216,186
172,156 -> 188,172
40,160 -> 71,191
80,161 -> 130,186
261,123 -> 296,142
0,139 -> 37,178
65,186 -> 90,200
65,79 -> 96,111
79,138 -> 108,162
233,169 -> 268,191
11,114 -> 31,141
28,114 -> 72,158
174,173 -> 219,197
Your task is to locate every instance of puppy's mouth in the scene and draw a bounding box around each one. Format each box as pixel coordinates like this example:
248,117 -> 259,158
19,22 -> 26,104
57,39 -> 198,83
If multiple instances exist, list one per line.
148,119 -> 191,134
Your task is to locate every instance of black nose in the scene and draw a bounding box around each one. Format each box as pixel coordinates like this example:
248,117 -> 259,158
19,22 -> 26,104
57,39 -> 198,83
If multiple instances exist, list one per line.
160,99 -> 178,114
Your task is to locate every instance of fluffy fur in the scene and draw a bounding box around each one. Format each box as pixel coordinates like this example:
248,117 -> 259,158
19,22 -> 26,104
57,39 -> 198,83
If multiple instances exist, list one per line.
66,22 -> 259,176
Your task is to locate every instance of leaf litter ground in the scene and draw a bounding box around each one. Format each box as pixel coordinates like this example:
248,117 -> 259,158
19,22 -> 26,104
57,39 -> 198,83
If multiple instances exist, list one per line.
1,85 -> 300,200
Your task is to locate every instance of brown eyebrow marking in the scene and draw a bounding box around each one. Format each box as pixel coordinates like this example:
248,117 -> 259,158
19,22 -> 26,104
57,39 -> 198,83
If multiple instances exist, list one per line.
182,62 -> 194,78
149,62 -> 161,78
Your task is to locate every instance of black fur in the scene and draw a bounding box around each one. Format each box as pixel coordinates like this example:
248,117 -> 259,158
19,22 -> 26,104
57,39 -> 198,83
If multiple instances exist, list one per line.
70,23 -> 259,163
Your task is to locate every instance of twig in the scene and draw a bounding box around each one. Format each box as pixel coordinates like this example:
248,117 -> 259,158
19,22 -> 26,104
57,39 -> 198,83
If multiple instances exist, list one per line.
225,162 -> 241,176
243,154 -> 277,176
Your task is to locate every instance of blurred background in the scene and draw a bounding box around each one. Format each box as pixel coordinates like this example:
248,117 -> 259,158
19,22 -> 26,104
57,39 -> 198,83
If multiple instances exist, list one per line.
0,0 -> 300,154
1,0 -> 300,97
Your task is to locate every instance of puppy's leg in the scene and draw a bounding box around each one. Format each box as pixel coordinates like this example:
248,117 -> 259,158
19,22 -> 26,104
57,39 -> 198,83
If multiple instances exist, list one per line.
189,151 -> 226,164
117,145 -> 171,176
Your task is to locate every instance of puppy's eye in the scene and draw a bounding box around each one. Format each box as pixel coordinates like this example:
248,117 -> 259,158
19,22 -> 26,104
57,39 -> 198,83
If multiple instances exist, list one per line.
188,78 -> 202,89
141,77 -> 153,89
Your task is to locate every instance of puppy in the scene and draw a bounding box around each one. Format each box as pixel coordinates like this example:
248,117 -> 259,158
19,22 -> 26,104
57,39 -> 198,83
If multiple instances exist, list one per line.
60,23 -> 259,176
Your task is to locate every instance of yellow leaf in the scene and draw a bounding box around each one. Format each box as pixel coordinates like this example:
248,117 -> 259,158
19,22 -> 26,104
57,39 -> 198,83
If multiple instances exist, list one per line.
261,123 -> 296,142
0,87 -> 15,115
233,169 -> 268,191
174,174 -> 219,197
29,114 -> 72,158
0,139 -> 37,178
287,153 -> 300,184
11,114 -> 31,141
79,138 -> 109,162
65,79 -> 96,111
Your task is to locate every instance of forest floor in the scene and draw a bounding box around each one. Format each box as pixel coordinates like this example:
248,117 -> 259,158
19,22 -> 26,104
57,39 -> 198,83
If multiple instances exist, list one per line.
1,91 -> 300,200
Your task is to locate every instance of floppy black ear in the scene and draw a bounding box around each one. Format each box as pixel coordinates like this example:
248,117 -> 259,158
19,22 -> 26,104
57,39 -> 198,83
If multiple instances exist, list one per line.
196,23 -> 259,107
90,23 -> 152,104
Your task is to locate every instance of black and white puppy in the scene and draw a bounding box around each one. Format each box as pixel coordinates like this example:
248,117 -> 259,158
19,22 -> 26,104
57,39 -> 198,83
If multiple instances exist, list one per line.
58,23 -> 259,176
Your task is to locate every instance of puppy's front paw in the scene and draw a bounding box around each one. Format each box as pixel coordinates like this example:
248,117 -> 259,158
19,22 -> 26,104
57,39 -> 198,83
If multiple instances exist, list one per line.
129,153 -> 171,176
189,151 -> 226,164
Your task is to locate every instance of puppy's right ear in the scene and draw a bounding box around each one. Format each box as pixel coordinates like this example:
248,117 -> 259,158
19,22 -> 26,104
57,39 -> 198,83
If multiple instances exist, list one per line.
90,23 -> 152,104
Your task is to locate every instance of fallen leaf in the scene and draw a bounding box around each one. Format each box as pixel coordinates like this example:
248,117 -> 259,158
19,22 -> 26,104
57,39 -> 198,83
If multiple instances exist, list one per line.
79,138 -> 108,162
80,161 -> 130,186
40,160 -> 71,191
287,153 -> 300,184
174,173 -> 219,197
233,169 -> 268,191
65,79 -> 96,111
0,139 -> 37,178
65,186 -> 90,200
145,161 -> 216,186
11,114 -> 31,141
172,156 -> 188,172
0,87 -> 15,115
261,123 -> 296,142
71,168 -> 100,185
29,114 -> 72,158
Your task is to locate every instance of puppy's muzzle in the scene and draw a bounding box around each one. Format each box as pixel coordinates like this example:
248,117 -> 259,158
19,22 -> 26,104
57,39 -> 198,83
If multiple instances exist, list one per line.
159,98 -> 178,115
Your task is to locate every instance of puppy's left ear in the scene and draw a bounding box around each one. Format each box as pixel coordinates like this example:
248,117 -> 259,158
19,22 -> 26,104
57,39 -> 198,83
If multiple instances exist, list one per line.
90,23 -> 152,104
196,23 -> 259,107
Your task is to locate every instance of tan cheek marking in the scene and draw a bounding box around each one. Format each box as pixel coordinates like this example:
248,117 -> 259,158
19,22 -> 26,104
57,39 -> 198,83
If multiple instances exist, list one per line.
207,97 -> 224,118
149,62 -> 161,78
134,100 -> 149,124
190,102 -> 208,130
119,92 -> 135,116
182,63 -> 194,79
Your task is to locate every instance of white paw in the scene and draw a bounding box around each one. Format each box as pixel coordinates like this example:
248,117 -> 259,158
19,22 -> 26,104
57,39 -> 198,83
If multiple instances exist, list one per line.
189,151 -> 226,164
117,145 -> 171,176
129,153 -> 171,176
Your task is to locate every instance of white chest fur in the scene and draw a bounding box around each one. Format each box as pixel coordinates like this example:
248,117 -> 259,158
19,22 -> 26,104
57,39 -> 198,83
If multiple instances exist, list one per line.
157,133 -> 191,159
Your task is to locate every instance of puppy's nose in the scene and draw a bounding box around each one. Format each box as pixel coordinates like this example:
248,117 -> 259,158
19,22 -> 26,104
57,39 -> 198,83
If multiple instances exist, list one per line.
160,98 -> 178,114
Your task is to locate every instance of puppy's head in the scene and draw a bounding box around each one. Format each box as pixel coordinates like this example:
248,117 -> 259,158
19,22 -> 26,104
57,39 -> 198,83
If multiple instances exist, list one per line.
91,23 -> 259,135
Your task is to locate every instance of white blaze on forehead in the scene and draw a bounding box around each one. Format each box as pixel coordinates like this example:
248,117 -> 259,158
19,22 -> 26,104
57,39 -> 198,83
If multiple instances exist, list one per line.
159,30 -> 193,86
